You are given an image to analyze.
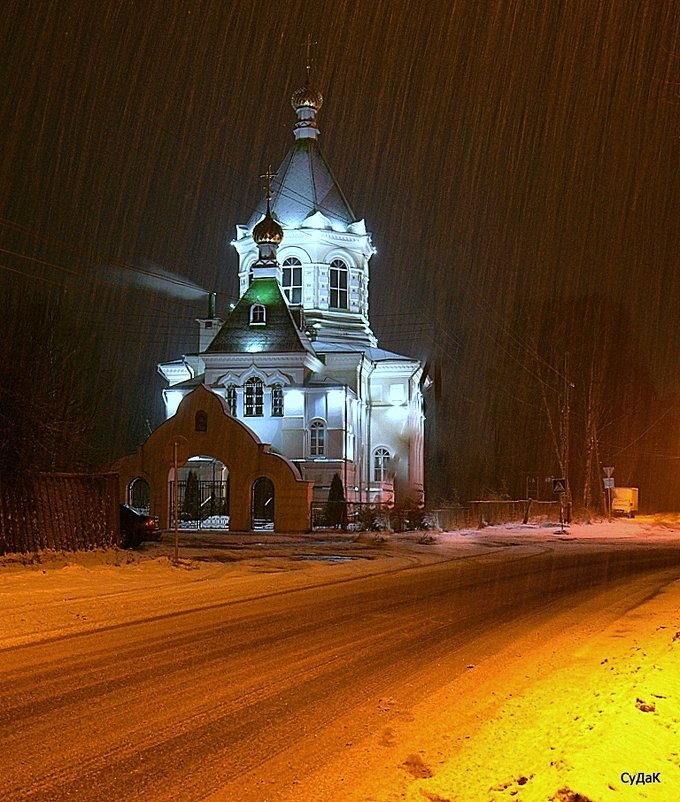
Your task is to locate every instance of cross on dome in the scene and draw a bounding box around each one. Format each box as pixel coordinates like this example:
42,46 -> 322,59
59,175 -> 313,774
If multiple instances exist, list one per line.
291,35 -> 323,126
252,168 -> 283,249
260,164 -> 277,203
304,34 -> 316,83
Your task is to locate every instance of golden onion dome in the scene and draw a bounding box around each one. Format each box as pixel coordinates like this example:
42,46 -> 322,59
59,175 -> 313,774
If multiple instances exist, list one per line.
290,84 -> 323,111
252,208 -> 283,245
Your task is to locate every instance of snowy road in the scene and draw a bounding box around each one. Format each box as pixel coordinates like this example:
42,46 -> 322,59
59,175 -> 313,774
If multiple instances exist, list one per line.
1,536 -> 680,801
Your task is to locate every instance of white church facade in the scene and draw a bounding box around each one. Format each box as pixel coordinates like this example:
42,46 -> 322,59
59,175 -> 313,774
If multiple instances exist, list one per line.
158,79 -> 425,511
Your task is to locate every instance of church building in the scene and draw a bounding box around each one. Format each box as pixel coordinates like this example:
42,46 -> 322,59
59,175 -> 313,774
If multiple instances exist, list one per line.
157,77 -> 425,515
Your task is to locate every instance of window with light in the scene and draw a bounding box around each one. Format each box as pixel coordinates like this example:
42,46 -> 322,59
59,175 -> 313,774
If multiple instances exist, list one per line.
282,257 -> 302,304
329,259 -> 348,309
310,420 -> 326,457
244,377 -> 264,416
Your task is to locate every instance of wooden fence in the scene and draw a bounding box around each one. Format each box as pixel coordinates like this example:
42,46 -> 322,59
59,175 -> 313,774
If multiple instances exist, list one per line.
432,499 -> 562,531
0,473 -> 120,555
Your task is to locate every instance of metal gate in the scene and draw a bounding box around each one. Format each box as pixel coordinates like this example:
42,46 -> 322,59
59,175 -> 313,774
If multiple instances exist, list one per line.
168,479 -> 230,530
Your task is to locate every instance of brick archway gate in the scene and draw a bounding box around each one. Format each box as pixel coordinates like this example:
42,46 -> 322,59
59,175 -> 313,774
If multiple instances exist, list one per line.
112,385 -> 312,533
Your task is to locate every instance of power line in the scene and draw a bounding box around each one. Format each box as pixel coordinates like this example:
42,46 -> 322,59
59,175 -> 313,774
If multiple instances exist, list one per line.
0,217 -> 209,295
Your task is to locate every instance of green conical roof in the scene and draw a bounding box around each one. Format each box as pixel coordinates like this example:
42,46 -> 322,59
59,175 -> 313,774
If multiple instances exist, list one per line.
205,278 -> 314,355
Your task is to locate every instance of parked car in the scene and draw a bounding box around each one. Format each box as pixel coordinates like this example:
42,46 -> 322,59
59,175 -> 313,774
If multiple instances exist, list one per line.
119,504 -> 161,548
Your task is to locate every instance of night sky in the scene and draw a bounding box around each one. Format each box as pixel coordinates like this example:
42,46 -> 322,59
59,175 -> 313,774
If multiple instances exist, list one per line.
1,1 -> 679,506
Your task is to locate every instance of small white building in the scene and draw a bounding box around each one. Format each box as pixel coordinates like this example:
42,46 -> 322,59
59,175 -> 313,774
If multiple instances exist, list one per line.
158,80 -> 425,509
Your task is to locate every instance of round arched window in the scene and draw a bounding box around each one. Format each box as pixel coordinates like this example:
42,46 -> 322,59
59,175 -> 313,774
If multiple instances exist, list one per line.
249,303 -> 266,324
282,257 -> 302,304
373,447 -> 391,482
329,259 -> 348,309
310,420 -> 326,457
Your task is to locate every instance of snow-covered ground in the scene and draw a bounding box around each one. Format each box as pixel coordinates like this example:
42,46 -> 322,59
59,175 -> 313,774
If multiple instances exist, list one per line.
1,516 -> 679,801
287,518 -> 680,802
398,517 -> 680,802
351,536 -> 680,802
436,512 -> 680,546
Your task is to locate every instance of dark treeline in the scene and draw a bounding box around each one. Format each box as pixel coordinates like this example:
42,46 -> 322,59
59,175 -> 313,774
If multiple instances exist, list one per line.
0,270 -> 177,480
0,287 -> 112,478
426,291 -> 675,511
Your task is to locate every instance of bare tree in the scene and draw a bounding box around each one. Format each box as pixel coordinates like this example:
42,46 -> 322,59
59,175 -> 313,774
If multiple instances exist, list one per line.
0,290 -> 106,479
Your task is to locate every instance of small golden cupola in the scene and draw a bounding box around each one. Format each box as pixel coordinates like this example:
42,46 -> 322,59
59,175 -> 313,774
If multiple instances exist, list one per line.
290,59 -> 323,141
290,83 -> 323,112
252,197 -> 283,246
250,168 -> 284,281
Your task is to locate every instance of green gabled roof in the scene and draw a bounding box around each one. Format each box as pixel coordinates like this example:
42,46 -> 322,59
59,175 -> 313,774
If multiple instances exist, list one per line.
204,278 -> 313,355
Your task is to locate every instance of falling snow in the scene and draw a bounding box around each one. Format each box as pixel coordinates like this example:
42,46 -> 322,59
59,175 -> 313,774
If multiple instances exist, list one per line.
1,519 -> 679,800
1,1 -> 679,505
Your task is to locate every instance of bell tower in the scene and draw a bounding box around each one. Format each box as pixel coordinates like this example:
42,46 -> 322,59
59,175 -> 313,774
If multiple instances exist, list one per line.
232,74 -> 377,347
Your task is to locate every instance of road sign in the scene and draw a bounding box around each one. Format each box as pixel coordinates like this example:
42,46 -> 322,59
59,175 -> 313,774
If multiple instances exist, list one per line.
552,478 -> 566,494
603,466 -> 614,478
603,477 -> 615,489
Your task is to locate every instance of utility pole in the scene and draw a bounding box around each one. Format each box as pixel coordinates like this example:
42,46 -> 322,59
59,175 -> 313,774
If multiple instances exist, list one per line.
561,353 -> 572,521
173,439 -> 179,565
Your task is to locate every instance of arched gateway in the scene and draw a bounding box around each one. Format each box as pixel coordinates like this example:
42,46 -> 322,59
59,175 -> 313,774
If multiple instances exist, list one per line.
111,385 -> 312,533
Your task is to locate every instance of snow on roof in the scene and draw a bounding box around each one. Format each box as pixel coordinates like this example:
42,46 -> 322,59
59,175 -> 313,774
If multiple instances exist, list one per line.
314,341 -> 419,363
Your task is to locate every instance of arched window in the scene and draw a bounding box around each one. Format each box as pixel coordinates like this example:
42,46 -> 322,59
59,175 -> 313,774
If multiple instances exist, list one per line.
329,258 -> 348,309
282,257 -> 302,304
244,377 -> 264,416
226,384 -> 237,416
373,447 -> 391,482
194,410 -> 208,432
310,420 -> 326,457
250,303 -> 266,324
271,383 -> 284,417
127,477 -> 150,514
